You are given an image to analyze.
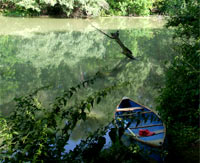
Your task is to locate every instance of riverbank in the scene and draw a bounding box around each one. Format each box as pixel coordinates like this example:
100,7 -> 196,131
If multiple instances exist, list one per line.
0,15 -> 166,36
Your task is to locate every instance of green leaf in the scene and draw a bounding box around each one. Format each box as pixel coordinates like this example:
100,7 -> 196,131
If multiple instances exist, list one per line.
68,91 -> 73,98
70,87 -> 76,92
13,131 -> 19,135
96,97 -> 101,104
24,144 -> 32,152
90,99 -> 94,107
87,103 -> 91,112
63,99 -> 67,106
81,112 -> 86,121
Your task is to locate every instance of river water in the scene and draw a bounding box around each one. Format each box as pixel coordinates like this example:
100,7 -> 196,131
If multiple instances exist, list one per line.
0,16 -> 174,147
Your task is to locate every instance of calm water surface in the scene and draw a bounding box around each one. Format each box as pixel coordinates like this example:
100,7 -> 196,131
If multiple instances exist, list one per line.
0,16 -> 174,148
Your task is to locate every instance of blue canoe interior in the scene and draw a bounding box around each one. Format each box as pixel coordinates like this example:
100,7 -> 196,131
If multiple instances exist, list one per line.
115,97 -> 166,147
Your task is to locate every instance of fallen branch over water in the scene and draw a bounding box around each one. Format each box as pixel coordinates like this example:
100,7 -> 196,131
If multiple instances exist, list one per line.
91,24 -> 136,60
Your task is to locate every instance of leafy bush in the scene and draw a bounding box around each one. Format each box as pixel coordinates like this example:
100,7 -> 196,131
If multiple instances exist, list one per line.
156,0 -> 199,161
0,79 -> 135,161
107,0 -> 154,16
157,0 -> 199,126
1,0 -> 108,17
155,0 -> 196,15
132,0 -> 154,16
2,0 -> 194,17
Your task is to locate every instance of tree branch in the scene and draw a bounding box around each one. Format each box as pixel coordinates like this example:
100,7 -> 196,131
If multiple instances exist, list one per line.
91,24 -> 136,60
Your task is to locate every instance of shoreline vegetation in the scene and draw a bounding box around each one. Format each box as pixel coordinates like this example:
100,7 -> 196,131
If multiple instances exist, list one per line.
0,0 -> 178,18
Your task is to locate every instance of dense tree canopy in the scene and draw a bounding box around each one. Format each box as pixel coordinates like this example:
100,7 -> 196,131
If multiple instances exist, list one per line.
0,0 -> 193,17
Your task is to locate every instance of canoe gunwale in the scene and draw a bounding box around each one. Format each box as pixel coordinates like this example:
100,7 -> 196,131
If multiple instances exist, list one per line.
115,111 -> 153,117
125,133 -> 164,147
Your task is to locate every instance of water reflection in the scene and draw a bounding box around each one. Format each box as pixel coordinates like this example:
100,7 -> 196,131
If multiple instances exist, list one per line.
0,16 -> 166,36
0,17 -> 174,143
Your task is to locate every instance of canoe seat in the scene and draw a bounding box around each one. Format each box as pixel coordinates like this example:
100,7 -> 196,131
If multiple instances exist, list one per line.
130,123 -> 163,129
116,111 -> 152,117
154,129 -> 165,135
116,107 -> 143,112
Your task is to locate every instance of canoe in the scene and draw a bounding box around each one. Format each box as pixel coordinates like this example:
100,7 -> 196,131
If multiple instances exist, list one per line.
115,97 -> 166,162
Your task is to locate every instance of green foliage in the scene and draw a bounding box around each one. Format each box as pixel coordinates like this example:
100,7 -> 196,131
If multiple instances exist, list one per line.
132,0 -> 153,16
157,0 -> 199,126
155,0 -> 197,15
0,80 -> 131,161
64,124 -> 145,163
106,0 -> 153,16
151,0 -> 165,13
1,0 -> 156,17
157,42 -> 199,125
156,0 -> 199,161
1,0 -> 108,17
1,0 -> 198,17
166,0 -> 199,39
168,123 -> 199,149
